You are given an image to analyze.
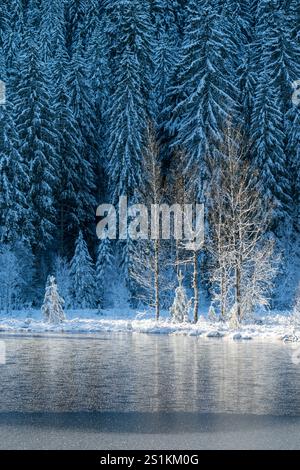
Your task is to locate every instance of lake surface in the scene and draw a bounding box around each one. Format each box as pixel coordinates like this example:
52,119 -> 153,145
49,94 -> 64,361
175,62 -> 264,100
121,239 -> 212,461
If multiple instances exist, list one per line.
1,333 -> 300,449
0,333 -> 300,415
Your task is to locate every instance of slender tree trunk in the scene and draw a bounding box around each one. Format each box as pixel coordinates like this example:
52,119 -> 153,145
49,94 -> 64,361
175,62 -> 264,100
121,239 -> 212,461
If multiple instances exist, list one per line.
235,265 -> 241,321
154,239 -> 160,321
221,268 -> 226,320
193,250 -> 199,323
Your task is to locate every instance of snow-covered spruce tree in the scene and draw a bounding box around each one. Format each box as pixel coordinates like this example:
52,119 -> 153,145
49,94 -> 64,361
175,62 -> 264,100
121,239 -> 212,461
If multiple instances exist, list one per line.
250,0 -> 300,227
0,245 -> 22,314
67,40 -> 98,170
42,275 -> 66,324
251,73 -> 291,227
85,20 -> 110,210
104,1 -> 154,297
105,0 -> 154,203
104,0 -> 154,107
166,0 -> 240,199
66,41 -> 98,239
1,1 -> 24,103
15,25 -> 58,252
86,19 -> 110,129
96,232 -> 115,309
40,0 -> 66,63
151,0 -> 180,123
0,1 -> 9,50
152,26 -> 177,133
170,272 -> 191,323
233,0 -> 257,136
0,63 -> 29,244
254,0 -> 300,113
53,43 -> 97,256
65,0 -> 101,53
107,46 -> 147,203
70,231 -> 96,309
65,0 -> 88,52
150,0 -> 182,36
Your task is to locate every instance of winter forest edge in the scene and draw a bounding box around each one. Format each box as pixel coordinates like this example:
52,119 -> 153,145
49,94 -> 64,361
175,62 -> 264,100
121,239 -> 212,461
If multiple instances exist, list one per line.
1,0 -> 300,332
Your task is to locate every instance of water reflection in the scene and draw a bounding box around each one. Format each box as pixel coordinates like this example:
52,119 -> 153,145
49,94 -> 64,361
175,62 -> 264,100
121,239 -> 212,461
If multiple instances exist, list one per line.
0,333 -> 299,415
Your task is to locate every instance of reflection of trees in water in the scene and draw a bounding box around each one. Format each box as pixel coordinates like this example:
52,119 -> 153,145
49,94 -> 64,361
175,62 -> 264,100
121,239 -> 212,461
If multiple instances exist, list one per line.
1,336 -> 300,414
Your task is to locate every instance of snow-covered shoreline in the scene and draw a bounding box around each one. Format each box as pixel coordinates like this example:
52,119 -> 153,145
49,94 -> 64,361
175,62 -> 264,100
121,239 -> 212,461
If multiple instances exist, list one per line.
0,308 -> 298,342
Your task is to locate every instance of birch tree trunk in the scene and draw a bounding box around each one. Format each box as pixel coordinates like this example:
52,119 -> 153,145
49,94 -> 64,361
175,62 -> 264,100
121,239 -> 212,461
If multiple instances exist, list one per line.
154,239 -> 160,321
193,250 -> 199,323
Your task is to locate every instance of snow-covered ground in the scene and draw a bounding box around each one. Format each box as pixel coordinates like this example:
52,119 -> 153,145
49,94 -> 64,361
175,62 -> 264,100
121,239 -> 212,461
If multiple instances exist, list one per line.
0,308 -> 298,342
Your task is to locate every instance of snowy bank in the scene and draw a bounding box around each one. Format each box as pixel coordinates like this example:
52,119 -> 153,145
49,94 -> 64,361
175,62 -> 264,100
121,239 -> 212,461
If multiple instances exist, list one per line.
0,308 -> 297,342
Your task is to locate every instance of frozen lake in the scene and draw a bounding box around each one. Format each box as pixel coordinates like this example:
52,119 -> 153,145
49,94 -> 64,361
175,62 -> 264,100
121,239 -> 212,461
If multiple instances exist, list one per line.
0,333 -> 300,449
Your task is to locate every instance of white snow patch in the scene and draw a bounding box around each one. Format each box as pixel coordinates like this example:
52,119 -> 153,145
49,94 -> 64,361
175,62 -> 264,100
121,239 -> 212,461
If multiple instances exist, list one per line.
0,308 -> 297,342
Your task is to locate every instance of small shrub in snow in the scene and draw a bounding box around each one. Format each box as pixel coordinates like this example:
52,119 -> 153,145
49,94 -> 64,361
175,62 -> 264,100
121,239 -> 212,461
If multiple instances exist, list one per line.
96,233 -> 115,309
170,272 -> 191,323
42,276 -> 66,324
70,231 -> 96,309
229,303 -> 240,329
208,305 -> 218,323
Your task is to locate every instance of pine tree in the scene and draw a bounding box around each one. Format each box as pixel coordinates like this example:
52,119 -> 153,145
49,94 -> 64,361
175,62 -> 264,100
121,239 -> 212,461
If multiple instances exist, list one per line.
42,275 -> 66,323
0,83 -> 29,244
250,0 -> 300,226
65,0 -> 88,52
86,20 -> 109,125
0,2 -> 9,50
70,231 -> 96,309
150,0 -> 182,122
105,0 -> 154,202
166,0 -> 240,198
251,72 -> 291,225
107,47 -> 147,202
150,0 -> 181,37
15,26 -> 58,250
170,271 -> 191,323
66,42 -> 97,230
86,20 -> 109,206
40,0 -> 66,62
254,0 -> 300,113
104,0 -> 154,101
96,233 -> 114,308
153,31 -> 176,123
1,1 -> 24,100
53,44 -> 97,255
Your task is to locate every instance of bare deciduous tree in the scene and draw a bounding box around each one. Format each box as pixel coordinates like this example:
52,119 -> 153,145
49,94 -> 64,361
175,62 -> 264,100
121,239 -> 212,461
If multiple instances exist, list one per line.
169,150 -> 204,323
130,124 -> 165,320
207,124 -> 278,322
